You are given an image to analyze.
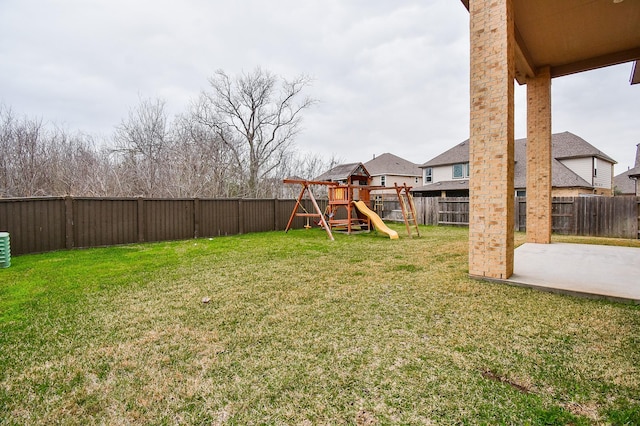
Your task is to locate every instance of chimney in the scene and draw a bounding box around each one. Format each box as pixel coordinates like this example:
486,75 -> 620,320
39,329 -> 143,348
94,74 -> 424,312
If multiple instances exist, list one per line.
635,143 -> 640,168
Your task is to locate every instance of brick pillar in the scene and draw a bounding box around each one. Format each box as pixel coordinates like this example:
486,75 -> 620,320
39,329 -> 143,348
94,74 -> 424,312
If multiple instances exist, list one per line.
469,0 -> 515,279
526,67 -> 552,244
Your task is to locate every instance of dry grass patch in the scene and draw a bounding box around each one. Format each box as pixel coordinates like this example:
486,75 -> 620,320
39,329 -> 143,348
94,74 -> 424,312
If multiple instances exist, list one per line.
1,226 -> 639,424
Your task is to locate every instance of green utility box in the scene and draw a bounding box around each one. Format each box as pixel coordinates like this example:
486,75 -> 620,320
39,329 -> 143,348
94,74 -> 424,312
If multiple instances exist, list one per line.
0,232 -> 10,268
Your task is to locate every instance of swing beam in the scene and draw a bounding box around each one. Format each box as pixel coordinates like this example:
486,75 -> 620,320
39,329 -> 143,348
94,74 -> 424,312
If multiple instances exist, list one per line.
283,179 -> 337,241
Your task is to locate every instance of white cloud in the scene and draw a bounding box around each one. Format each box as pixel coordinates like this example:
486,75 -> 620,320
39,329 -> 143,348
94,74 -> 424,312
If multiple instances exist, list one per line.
0,0 -> 638,171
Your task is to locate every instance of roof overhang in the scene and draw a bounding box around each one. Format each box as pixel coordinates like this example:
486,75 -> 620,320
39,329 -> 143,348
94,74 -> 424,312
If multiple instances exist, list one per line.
631,61 -> 640,84
461,0 -> 640,85
628,167 -> 640,179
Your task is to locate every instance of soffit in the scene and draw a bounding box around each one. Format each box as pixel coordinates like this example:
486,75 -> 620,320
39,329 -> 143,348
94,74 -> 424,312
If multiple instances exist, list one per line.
462,0 -> 640,84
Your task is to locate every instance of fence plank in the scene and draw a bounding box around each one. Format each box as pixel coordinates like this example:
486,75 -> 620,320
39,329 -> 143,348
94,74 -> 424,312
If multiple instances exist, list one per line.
438,198 -> 469,226
143,199 -> 195,242
243,199 -> 276,234
407,195 -> 639,239
73,198 -> 139,248
514,197 -> 526,231
552,197 -> 574,235
199,199 -> 240,237
0,197 -> 66,254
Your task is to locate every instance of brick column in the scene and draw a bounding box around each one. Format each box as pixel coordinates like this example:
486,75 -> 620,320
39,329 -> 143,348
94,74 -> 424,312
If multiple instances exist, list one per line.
469,0 -> 515,279
526,67 -> 552,244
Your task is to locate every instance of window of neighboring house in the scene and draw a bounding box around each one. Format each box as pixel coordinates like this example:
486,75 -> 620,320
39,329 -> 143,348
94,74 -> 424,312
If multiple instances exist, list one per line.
380,175 -> 386,187
452,163 -> 469,179
425,167 -> 432,183
516,190 -> 526,197
593,158 -> 598,177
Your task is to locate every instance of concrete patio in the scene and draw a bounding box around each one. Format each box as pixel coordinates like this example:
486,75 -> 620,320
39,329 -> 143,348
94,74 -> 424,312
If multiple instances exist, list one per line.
504,243 -> 640,304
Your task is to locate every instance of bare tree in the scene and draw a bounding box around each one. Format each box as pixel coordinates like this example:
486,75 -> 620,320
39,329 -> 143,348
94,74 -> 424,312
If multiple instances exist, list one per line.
0,106 -> 14,196
275,151 -> 344,198
194,68 -> 315,197
0,106 -> 115,197
171,112 -> 239,198
0,106 -> 51,197
113,97 -> 172,197
1,71 -> 322,199
47,128 -> 105,196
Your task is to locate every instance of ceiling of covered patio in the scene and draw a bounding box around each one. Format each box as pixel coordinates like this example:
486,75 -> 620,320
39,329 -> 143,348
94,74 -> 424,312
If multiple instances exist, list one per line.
461,0 -> 640,84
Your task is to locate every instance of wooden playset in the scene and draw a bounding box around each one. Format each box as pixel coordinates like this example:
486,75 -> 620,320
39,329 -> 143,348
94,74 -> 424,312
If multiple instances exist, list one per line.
283,163 -> 419,240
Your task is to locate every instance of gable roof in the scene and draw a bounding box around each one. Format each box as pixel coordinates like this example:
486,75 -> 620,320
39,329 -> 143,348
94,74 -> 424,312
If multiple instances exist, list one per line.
415,132 -> 613,192
315,162 -> 370,182
551,132 -> 616,163
364,153 -> 421,177
513,139 -> 593,189
421,139 -> 470,167
421,132 -> 616,168
614,168 -> 640,195
415,155 -> 593,192
614,142 -> 640,194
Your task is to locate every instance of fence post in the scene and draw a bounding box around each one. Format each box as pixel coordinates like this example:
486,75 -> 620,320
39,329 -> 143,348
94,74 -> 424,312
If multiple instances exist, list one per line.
194,198 -> 201,239
65,196 -> 74,249
238,199 -> 244,234
572,197 -> 579,235
137,197 -> 145,243
637,197 -> 640,239
274,199 -> 279,231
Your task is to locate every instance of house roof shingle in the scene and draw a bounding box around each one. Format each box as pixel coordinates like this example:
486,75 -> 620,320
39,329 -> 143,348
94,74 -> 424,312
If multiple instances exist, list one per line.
364,153 -> 421,177
421,132 -> 616,168
314,163 -> 370,182
614,168 -> 640,195
551,131 -> 616,163
513,139 -> 593,189
416,131 -> 612,192
613,143 -> 640,195
421,140 -> 470,167
413,180 -> 469,193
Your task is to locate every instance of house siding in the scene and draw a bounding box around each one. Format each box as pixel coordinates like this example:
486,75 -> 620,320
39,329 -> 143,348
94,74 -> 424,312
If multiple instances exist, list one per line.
594,160 -> 613,190
559,157 -> 614,195
420,135 -> 615,197
560,158 -> 593,184
371,174 -> 422,194
432,165 -> 457,183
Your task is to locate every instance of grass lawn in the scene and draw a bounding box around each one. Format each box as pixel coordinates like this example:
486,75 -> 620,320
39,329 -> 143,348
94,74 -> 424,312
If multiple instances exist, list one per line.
1,225 -> 639,425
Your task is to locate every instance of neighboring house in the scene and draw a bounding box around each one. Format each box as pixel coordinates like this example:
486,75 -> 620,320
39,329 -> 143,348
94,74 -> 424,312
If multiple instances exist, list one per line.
613,143 -> 640,196
413,131 -> 617,197
363,153 -> 422,195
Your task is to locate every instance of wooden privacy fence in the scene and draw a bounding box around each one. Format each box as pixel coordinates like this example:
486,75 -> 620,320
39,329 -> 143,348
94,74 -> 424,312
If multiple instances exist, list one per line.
0,197 -> 324,255
514,196 -> 638,238
3,195 -> 638,255
382,196 -> 639,239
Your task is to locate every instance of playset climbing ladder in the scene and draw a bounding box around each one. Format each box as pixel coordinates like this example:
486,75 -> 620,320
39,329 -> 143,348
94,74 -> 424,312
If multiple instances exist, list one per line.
394,183 -> 420,237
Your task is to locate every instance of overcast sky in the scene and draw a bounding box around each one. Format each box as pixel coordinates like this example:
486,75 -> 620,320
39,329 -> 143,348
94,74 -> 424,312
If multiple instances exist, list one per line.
1,0 -> 638,171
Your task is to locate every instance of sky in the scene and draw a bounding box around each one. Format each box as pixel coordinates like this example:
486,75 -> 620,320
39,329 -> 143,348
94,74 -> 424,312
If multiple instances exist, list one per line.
1,0 -> 639,171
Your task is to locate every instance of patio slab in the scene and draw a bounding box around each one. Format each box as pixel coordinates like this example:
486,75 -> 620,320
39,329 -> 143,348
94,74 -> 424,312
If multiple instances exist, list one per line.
505,243 -> 640,303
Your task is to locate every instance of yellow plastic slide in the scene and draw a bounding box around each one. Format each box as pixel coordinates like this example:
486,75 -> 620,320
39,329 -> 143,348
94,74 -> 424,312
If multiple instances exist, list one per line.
353,200 -> 399,240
